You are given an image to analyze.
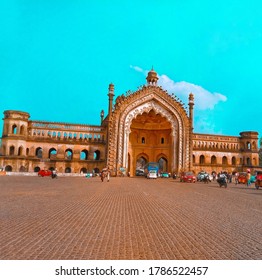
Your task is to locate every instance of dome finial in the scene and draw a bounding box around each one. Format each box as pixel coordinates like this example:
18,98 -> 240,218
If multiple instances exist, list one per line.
146,67 -> 158,86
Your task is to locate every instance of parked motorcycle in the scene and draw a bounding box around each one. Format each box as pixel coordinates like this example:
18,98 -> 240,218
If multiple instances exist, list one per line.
202,174 -> 211,183
217,175 -> 227,188
51,170 -> 58,179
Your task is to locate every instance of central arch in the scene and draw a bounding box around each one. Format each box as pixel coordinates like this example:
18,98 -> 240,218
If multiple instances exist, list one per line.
107,82 -> 192,176
118,99 -> 185,176
128,110 -> 174,175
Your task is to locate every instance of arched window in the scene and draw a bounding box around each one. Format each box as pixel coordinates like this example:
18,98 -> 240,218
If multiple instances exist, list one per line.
199,155 -> 205,164
65,149 -> 73,160
222,156 -> 228,165
246,157 -> 251,166
94,150 -> 100,160
211,155 -> 217,164
142,137 -> 145,144
80,168 -> 87,173
49,148 -> 57,159
34,166 -> 40,172
18,146 -> 23,156
35,147 -> 43,158
80,150 -> 89,160
231,157 -> 236,165
192,155 -> 195,164
65,167 -> 71,173
9,146 -> 15,156
19,166 -> 26,172
20,125 -> 25,135
94,167 -> 100,174
5,165 -> 12,171
161,137 -> 165,144
12,124 -> 17,134
247,142 -> 251,150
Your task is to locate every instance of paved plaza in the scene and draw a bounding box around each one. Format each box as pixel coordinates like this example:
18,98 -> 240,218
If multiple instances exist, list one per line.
0,175 -> 261,260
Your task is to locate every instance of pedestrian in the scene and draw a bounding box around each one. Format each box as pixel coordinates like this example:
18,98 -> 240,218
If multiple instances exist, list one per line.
246,171 -> 251,187
107,167 -> 110,182
235,172 -> 239,185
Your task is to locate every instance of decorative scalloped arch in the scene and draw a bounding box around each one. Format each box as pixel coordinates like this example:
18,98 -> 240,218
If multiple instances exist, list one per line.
107,86 -> 191,175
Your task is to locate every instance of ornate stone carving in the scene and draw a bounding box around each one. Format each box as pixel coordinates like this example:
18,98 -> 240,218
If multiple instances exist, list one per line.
112,88 -> 190,171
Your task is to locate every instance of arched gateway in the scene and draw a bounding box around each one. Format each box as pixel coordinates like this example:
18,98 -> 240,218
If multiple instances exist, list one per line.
106,69 -> 194,176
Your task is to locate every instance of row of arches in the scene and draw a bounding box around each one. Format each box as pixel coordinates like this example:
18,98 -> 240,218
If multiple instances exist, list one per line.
5,145 -> 102,160
136,156 -> 168,172
193,140 -> 257,151
5,123 -> 26,135
31,130 -> 104,142
4,122 -> 105,142
3,165 -> 101,173
193,155 -> 258,166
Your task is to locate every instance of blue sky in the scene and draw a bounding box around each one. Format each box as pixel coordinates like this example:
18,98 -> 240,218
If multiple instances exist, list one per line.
1,0 -> 262,139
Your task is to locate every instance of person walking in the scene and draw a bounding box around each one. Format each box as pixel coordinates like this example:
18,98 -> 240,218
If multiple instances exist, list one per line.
235,172 -> 239,185
246,171 -> 251,187
107,167 -> 110,182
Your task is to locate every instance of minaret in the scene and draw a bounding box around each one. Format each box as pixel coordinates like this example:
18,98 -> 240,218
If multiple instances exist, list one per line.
108,83 -> 114,116
146,67 -> 158,85
188,93 -> 194,171
188,93 -> 194,131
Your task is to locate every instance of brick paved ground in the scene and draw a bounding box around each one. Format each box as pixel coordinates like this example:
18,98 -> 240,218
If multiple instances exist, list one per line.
0,175 -> 261,260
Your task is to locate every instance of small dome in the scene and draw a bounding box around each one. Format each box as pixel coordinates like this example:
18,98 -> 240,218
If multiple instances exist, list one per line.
146,67 -> 158,85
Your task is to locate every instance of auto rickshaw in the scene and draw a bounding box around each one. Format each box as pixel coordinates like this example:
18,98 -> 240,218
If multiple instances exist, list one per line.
255,171 -> 262,190
238,172 -> 247,184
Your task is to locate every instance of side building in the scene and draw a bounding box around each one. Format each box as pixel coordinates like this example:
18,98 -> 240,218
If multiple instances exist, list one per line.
0,69 -> 260,175
0,110 -> 107,174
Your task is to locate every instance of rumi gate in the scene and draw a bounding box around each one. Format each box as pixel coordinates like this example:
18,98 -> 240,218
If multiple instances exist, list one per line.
0,69 -> 260,176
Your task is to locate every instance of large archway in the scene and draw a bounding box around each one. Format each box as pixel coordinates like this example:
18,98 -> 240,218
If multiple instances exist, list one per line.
128,109 -> 174,176
106,74 -> 192,176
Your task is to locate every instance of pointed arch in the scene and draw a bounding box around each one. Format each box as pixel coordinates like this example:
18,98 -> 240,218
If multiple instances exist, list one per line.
18,146 -> 23,156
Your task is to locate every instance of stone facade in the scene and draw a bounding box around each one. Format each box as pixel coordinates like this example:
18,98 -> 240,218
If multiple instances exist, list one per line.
0,111 -> 106,174
0,69 -> 260,175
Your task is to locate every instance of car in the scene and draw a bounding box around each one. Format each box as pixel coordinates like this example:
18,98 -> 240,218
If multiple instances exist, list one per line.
38,170 -> 52,177
160,172 -> 170,178
197,171 -> 205,181
255,171 -> 262,189
147,170 -> 158,179
180,171 -> 196,183
136,169 -> 145,176
197,171 -> 212,182
238,172 -> 247,184
85,172 -> 93,178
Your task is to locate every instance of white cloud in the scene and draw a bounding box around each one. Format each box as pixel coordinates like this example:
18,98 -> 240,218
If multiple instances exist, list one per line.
130,65 -> 146,74
130,66 -> 227,110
